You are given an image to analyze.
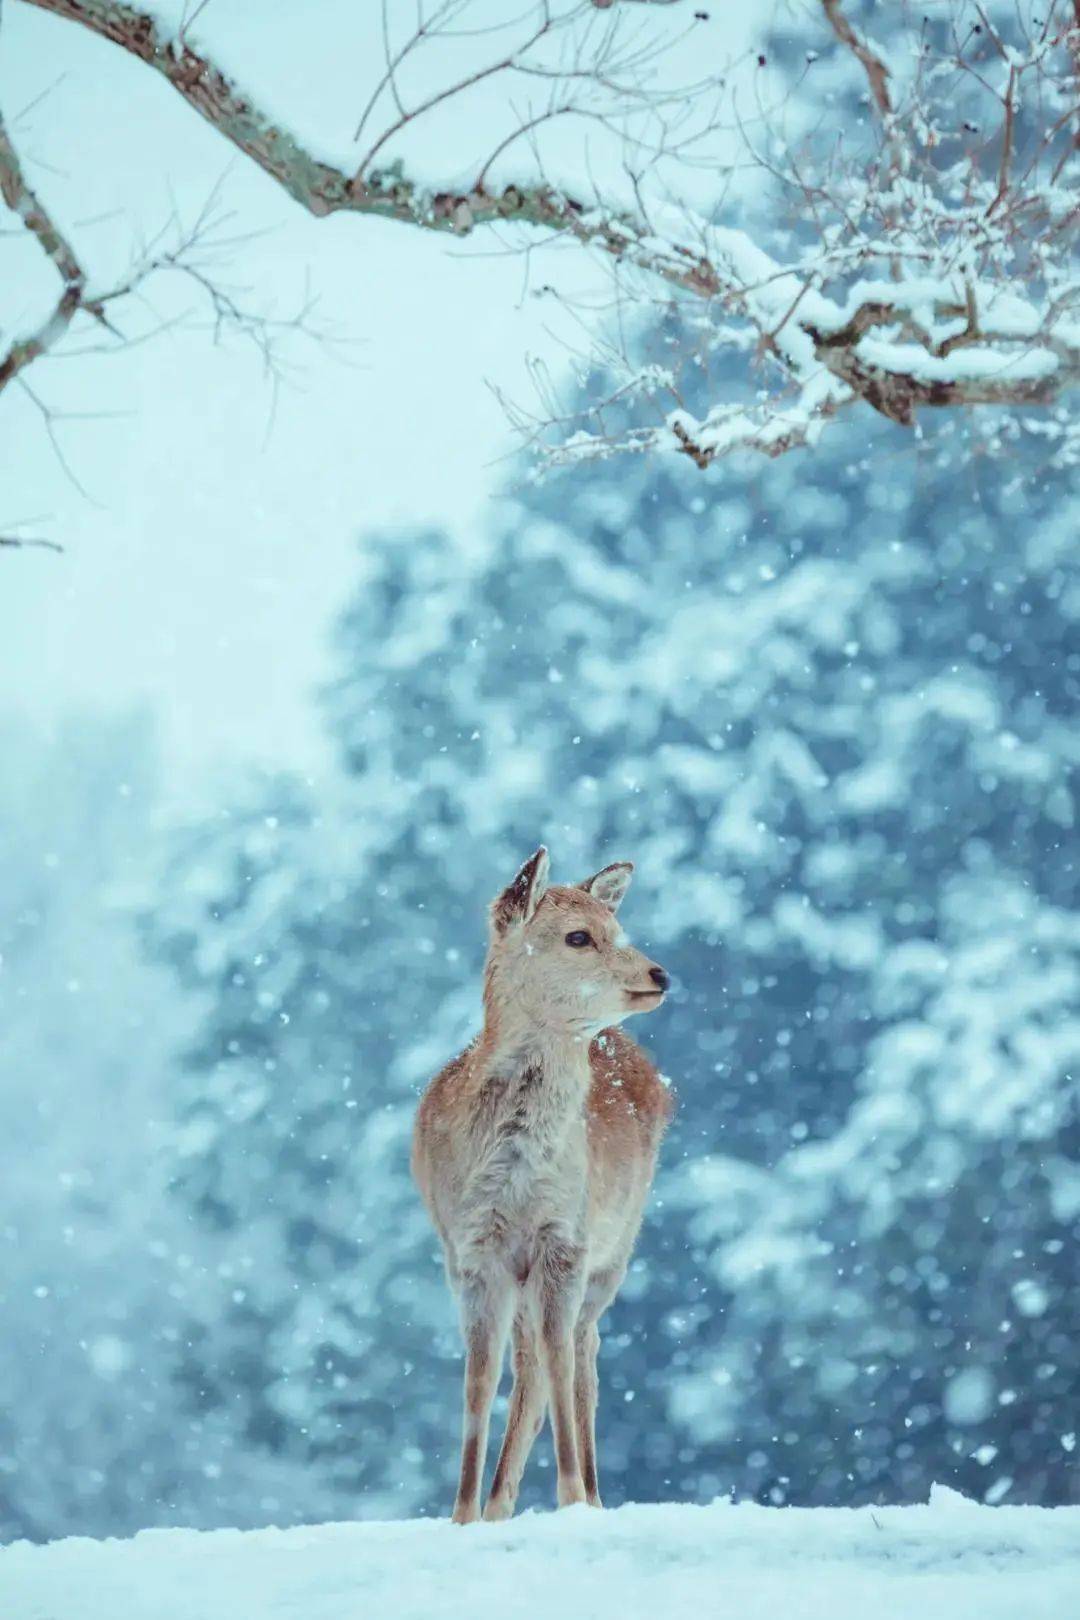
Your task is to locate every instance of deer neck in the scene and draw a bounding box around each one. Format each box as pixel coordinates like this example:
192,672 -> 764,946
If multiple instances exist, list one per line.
480,1020 -> 593,1103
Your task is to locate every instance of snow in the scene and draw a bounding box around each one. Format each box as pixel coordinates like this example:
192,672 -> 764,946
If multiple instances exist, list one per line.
854,337 -> 1063,385
4,1498 -> 1079,1620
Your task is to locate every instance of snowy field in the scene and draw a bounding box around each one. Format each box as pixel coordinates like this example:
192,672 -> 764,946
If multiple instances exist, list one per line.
4,1494 -> 1079,1620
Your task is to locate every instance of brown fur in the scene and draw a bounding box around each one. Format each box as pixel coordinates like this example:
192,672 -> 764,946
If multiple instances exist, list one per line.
412,849 -> 673,1522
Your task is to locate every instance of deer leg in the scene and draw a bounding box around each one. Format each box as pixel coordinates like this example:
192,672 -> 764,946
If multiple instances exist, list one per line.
483,1310 -> 545,1521
574,1265 -> 622,1509
537,1230 -> 587,1509
573,1317 -> 602,1507
452,1272 -> 513,1525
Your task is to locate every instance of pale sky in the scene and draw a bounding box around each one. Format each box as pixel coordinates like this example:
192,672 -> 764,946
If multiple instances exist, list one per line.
0,1 -> 759,793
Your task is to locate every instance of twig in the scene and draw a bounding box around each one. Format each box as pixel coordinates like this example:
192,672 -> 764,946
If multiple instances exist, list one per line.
986,62 -> 1018,216
0,532 -> 63,552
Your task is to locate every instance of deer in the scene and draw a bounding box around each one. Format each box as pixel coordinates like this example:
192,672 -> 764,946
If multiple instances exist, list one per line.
411,846 -> 673,1524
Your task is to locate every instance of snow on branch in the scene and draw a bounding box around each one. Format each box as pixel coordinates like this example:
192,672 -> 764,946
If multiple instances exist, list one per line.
19,0 -> 739,298
9,0 -> 1080,475
530,1 -> 1080,469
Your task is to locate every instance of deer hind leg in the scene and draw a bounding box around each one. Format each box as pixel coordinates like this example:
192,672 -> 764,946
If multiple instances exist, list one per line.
574,1265 -> 623,1509
452,1272 -> 513,1525
537,1228 -> 587,1509
483,1309 -> 545,1521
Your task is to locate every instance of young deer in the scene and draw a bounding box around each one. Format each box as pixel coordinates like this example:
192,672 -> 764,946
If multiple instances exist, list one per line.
412,847 -> 673,1523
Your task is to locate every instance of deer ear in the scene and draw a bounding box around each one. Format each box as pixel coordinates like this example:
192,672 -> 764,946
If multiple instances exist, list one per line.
578,860 -> 633,914
491,846 -> 550,934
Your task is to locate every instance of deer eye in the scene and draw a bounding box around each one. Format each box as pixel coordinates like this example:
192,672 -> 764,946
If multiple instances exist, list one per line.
564,930 -> 592,948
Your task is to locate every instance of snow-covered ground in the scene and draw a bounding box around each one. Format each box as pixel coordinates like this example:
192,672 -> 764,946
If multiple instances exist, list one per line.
4,1493 -> 1079,1620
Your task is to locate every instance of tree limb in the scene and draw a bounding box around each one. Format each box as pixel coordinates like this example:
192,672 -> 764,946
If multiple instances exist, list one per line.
821,0 -> 892,119
0,109 -> 87,392
19,0 -> 729,302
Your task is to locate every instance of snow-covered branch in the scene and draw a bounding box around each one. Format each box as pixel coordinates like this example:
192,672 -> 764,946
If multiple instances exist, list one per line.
533,1 -> 1080,468
7,0 -> 1080,476
18,0 -> 735,298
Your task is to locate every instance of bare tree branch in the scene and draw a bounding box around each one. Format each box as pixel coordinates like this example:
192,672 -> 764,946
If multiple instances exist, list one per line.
821,0 -> 892,119
0,108 -> 87,391
0,532 -> 63,551
1,91 -> 338,489
0,532 -> 62,551
0,507 -> 63,551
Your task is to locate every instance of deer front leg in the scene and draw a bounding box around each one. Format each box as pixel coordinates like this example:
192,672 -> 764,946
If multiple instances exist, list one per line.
573,1317 -> 602,1507
537,1231 -> 587,1509
484,1310 -> 545,1521
573,1263 -> 623,1509
453,1272 -> 513,1525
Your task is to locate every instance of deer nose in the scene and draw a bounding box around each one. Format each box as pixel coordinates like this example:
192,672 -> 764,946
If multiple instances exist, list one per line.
649,966 -> 670,992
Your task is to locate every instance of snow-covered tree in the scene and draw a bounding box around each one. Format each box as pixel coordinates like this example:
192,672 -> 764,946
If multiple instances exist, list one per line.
672,874 -> 1080,1504
0,717 -> 337,1539
0,717 -> 187,1538
150,374 -> 1078,1511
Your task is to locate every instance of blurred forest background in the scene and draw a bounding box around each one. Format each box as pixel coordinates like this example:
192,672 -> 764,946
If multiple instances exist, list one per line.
1,0 -> 1077,1543
3,389 -> 1077,1538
